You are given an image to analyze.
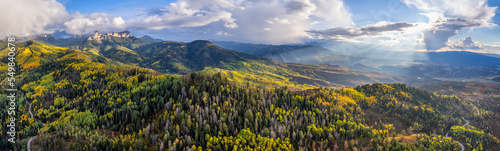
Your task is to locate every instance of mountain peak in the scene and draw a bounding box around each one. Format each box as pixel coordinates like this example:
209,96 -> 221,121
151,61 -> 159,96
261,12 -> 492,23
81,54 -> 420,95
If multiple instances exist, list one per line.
140,35 -> 163,42
141,35 -> 153,39
186,40 -> 217,49
188,40 -> 213,45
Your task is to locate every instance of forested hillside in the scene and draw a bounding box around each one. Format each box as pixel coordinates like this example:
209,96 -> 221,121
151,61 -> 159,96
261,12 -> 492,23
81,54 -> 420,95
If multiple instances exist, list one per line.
420,82 -> 500,150
77,36 -> 152,62
0,40 -> 498,150
77,37 -> 407,89
133,40 -> 268,74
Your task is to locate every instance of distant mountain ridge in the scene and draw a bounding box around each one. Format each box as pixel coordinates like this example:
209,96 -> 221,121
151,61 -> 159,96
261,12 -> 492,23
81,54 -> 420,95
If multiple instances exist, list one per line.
213,41 -> 500,82
140,35 -> 163,42
212,41 -> 352,64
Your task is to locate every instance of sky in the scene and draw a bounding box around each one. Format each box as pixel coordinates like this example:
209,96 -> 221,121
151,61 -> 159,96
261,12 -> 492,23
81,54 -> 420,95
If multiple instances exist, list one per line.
1,0 -> 500,54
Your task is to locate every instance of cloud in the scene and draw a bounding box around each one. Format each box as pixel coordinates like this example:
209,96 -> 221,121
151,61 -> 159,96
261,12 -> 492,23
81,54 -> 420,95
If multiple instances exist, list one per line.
402,0 -> 497,50
0,0 -> 68,37
432,18 -> 485,30
1,0 -> 353,44
145,7 -> 168,16
63,12 -> 127,35
401,0 -> 497,21
284,0 -> 316,19
225,0 -> 353,44
129,0 -> 239,30
0,0 -> 127,36
422,28 -> 456,50
422,18 -> 486,50
310,0 -> 353,28
130,0 -> 353,44
216,31 -> 231,36
482,44 -> 500,54
307,21 -> 415,39
450,36 -> 482,49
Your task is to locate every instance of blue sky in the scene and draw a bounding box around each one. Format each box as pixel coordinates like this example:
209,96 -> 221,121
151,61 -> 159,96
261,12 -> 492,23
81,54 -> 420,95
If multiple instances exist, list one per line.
63,0 -> 173,17
1,0 -> 500,53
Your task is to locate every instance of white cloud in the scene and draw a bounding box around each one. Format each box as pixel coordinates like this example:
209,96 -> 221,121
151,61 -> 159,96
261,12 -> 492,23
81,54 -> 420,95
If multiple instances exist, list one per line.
307,21 -> 415,39
422,18 -> 495,50
63,12 -> 127,35
450,36 -> 482,49
1,0 -> 353,44
0,0 -> 68,37
129,0 -> 239,30
216,31 -> 231,36
130,0 -> 353,44
266,18 -> 291,24
310,0 -> 353,28
401,0 -> 496,21
402,0 -> 497,50
0,0 -> 128,37
482,44 -> 500,54
228,0 -> 353,44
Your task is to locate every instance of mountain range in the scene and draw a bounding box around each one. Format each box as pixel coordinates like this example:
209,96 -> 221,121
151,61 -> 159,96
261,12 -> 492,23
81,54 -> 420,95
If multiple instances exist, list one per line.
29,31 -> 500,85
23,31 -> 408,89
213,41 -> 500,83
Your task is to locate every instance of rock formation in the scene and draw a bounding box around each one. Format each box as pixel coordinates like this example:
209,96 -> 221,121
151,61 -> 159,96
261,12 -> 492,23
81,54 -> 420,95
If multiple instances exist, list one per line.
87,30 -> 132,42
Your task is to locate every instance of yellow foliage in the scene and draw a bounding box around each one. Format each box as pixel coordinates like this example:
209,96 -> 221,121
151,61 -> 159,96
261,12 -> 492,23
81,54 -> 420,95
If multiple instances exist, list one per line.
23,62 -> 41,69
